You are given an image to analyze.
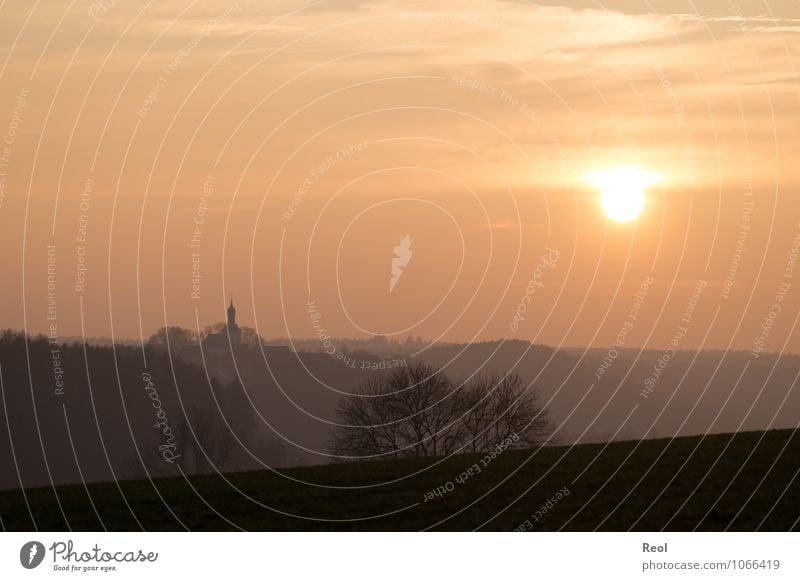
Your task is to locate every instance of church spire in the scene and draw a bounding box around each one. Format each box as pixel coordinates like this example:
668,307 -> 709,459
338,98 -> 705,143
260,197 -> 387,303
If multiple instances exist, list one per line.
227,298 -> 237,329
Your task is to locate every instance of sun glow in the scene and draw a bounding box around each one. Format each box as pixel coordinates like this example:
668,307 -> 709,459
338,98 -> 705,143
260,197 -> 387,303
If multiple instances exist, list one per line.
588,166 -> 658,223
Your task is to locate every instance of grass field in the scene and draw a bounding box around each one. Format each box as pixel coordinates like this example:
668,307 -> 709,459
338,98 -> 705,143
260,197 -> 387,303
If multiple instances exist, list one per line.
1,429 -> 798,531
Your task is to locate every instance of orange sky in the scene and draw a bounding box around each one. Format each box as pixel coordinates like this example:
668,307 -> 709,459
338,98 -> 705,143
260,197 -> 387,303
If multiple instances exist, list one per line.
0,0 -> 799,352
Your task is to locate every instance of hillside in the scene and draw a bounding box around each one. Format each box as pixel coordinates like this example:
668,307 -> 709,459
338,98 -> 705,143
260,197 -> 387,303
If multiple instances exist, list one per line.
1,429 -> 798,531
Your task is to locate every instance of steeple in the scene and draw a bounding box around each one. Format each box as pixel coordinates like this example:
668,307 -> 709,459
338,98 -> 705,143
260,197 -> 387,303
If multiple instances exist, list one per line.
227,299 -> 237,329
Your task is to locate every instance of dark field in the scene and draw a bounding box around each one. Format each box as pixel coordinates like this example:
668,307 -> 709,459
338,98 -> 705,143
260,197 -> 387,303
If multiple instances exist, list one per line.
1,429 -> 798,531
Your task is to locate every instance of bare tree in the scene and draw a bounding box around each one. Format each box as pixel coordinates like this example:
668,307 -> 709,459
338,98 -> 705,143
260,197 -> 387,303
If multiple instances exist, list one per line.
124,401 -> 241,479
147,326 -> 198,348
239,326 -> 266,348
201,322 -> 227,339
453,373 -> 496,454
457,372 -> 552,450
330,363 -> 458,459
330,363 -> 552,460
176,404 -> 238,474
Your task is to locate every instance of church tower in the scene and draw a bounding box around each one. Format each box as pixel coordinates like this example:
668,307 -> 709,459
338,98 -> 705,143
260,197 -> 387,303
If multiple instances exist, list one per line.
227,299 -> 241,345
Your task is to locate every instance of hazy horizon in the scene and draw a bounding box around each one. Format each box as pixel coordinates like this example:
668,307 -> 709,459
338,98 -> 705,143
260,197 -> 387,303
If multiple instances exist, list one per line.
27,326 -> 800,360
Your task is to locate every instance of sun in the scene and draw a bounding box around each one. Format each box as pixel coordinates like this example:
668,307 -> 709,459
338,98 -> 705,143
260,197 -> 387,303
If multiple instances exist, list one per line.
588,166 -> 657,223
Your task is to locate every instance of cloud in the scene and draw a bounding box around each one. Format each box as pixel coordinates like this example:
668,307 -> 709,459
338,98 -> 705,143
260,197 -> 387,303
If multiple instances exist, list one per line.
0,0 -> 796,193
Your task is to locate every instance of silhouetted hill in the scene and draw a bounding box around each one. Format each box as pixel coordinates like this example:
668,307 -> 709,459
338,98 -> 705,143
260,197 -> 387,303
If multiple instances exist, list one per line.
0,331 -> 361,490
3,330 -> 800,492
1,429 -> 797,531
421,341 -> 800,444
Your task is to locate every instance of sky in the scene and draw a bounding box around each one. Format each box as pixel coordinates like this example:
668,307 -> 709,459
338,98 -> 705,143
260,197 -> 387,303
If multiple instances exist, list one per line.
0,0 -> 798,353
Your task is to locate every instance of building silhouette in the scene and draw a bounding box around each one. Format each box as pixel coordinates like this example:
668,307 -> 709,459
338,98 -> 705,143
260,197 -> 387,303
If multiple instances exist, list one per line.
204,299 -> 242,351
